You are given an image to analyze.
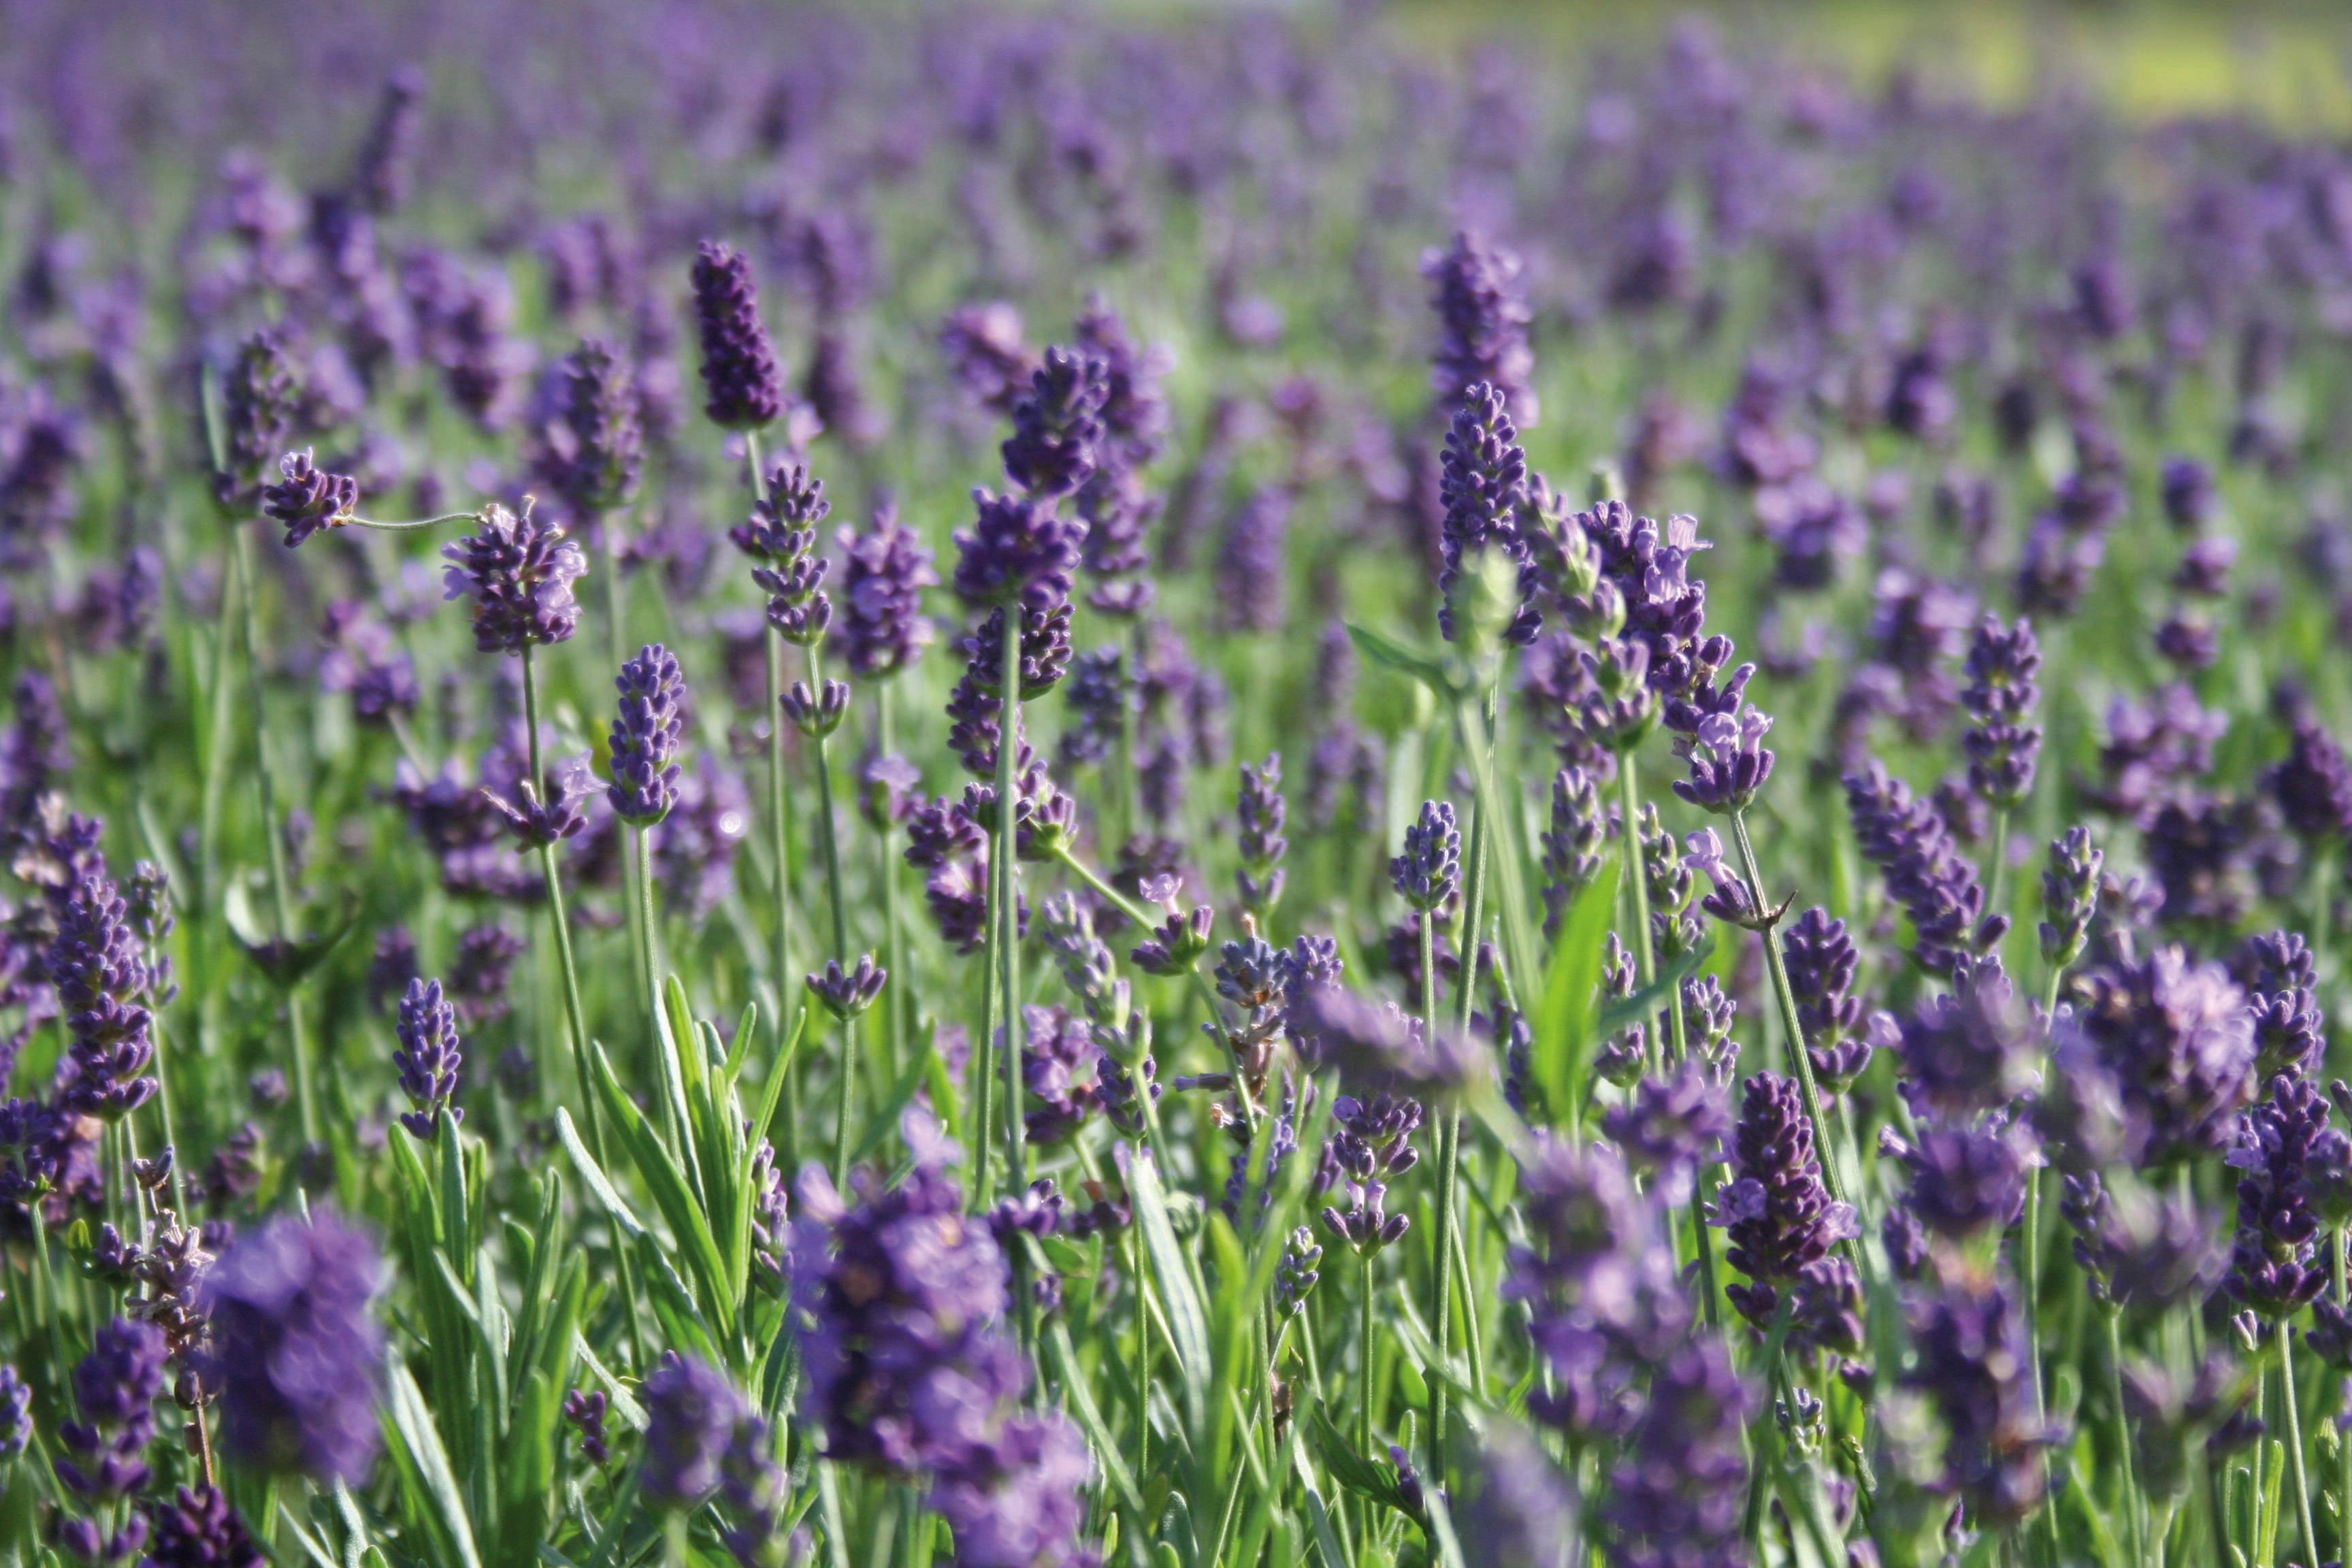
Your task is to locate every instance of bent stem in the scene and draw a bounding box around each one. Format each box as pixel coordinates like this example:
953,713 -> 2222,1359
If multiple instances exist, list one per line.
1727,810 -> 1846,1213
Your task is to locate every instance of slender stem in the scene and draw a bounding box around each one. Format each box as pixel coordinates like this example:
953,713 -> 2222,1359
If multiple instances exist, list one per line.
632,823 -> 665,1042
524,640 -> 644,1367
808,646 -> 850,962
2025,1164 -> 2059,1567
877,682 -> 906,1077
147,1004 -> 187,1216
2105,1309 -> 2143,1567
1615,751 -> 1661,1075
2280,1316 -> 2320,1568
1049,845 -> 1227,1025
2338,1229 -> 2351,1567
748,433 -> 800,1164
231,527 -> 317,1147
344,510 -> 481,532
1359,1249 -> 1377,1463
1985,806 -> 2011,928
994,605 -> 1027,1206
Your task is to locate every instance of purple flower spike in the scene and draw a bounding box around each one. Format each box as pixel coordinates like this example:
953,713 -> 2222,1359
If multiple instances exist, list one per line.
1845,762 -> 2008,976
199,1212 -> 385,1485
1130,904 -> 1213,976
608,644 -> 686,827
1601,1340 -> 1752,1565
52,872 -> 159,1122
1423,230 -> 1537,425
1711,1072 -> 1857,1327
1436,382 -> 1538,646
1002,346 -> 1108,500
1235,754 -> 1287,917
391,977 -> 463,1140
442,499 -> 587,655
142,1483 -> 265,1568
1321,1177 -> 1409,1255
2039,828 -> 2104,970
640,1351 -> 743,1509
261,449 -> 358,547
1672,702 -> 1775,815
1961,615 -> 2044,811
781,678 -> 850,739
1892,958 -> 2038,1122
2068,942 -> 2255,1167
54,1316 -> 164,1505
2267,719 -> 2352,847
690,240 -> 783,431
218,331 -> 299,502
834,504 -> 937,681
0,1363 -> 29,1460
547,338 -> 642,517
806,955 -> 887,1021
1903,1267 -> 2057,1523
953,489 -> 1088,611
1391,800 -> 1460,912
739,464 -> 833,645
564,1388 -> 610,1467
2225,1075 -> 2332,1318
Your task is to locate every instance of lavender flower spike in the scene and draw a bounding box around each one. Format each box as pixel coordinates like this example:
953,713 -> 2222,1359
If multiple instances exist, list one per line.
1712,1072 -> 1858,1326
199,1211 -> 385,1484
639,1351 -> 744,1509
690,240 -> 783,431
608,643 -> 686,826
834,504 -> 937,681
1392,799 -> 1461,912
391,977 -> 463,1139
807,955 -> 887,1020
442,498 -> 587,654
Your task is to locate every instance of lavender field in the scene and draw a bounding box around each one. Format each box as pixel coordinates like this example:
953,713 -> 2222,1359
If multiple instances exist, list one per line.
5,3 -> 2352,1565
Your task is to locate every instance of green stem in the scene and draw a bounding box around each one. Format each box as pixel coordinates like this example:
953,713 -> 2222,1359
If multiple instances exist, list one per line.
231,527 -> 318,1148
2025,1164 -> 2058,1567
1359,1249 -> 1378,1466
748,433 -> 800,1166
808,645 -> 850,963
1615,751 -> 1663,1074
1048,846 -> 1228,1040
524,640 -> 644,1368
1986,806 -> 2011,929
877,683 -> 906,1079
2338,1230 -> 2351,1567
2280,1316 -> 2319,1568
2106,1309 -> 2144,1567
996,605 -> 1027,1207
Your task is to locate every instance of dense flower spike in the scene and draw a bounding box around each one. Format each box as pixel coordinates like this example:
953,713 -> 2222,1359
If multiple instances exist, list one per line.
1845,761 -> 2008,975
52,870 -> 159,1120
1234,753 -> 1287,916
1712,1072 -> 1858,1325
1435,382 -> 1538,644
141,1485 -> 265,1568
391,977 -> 463,1138
608,643 -> 686,825
442,498 -> 587,653
1780,907 -> 1869,1096
953,489 -> 1087,611
2224,1074 -> 2332,1316
547,338 -> 643,517
738,463 -> 833,643
2068,942 -> 2255,1166
834,504 -> 937,681
1902,1266 -> 2059,1522
1424,230 -> 1537,424
1960,615 -> 2043,809
1391,799 -> 1461,912
690,240 -> 784,430
1000,346 -> 1107,499
639,1352 -> 743,1509
199,1212 -> 385,1484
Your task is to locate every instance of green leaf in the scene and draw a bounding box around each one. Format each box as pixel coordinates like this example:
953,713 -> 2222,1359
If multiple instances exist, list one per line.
1535,862 -> 1618,1132
222,881 -> 359,987
1595,938 -> 1715,1041
1307,1408 -> 1410,1515
589,1045 -> 736,1343
382,1358 -> 484,1568
554,1109 -> 646,1241
1130,1148 -> 1211,1440
1289,1420 -> 1351,1568
1343,622 -> 1458,696
1044,1317 -> 1143,1514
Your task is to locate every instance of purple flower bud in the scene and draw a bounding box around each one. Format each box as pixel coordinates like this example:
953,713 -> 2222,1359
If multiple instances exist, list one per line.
442,499 -> 587,654
1711,1073 -> 1857,1326
781,677 -> 849,738
806,955 -> 887,1021
1130,904 -> 1213,977
2039,827 -> 2103,970
482,751 -> 593,851
142,1483 -> 265,1568
1539,766 -> 1609,934
546,338 -> 642,517
689,240 -> 783,431
1391,799 -> 1460,912
2225,1075 -> 2333,1318
563,1388 -> 610,1467
608,644 -> 685,826
1235,755 -> 1287,917
1671,702 -> 1775,815
1001,347 -> 1107,499
0,1362 -> 29,1460
953,489 -> 1086,611
260,449 -> 357,548
1424,231 -> 1537,425
391,977 -> 462,1140
54,1317 -> 164,1505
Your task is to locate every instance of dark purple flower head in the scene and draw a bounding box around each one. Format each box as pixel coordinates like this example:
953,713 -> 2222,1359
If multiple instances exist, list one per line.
690,240 -> 783,431
0,1362 -> 28,1460
1711,1072 -> 1858,1326
199,1211 -> 384,1484
1601,1059 -> 1729,1203
547,338 -> 642,517
2267,720 -> 2352,846
1902,1266 -> 2057,1523
1001,346 -> 1107,500
2225,1075 -> 2332,1318
218,331 -> 299,502
738,465 -> 833,645
834,504 -> 937,681
1671,702 -> 1775,815
1781,906 -> 1868,1094
1436,383 -> 1539,646
1321,1176 -> 1409,1256
1539,766 -> 1608,934
391,977 -> 461,1140
1845,762 -> 2008,975
1423,230 -> 1537,424
2068,941 -> 2255,1166
1882,1120 -> 2033,1239
608,643 -> 685,826
1893,958 -> 2039,1122
2236,929 -> 2324,1082
141,1482 -> 265,1568
2160,456 -> 2217,531
563,1388 -> 610,1467
1601,1339 -> 1752,1564
260,449 -> 357,548
806,954 -> 887,1021
1235,755 -> 1287,917
442,499 -> 587,654
1298,983 -> 1480,1096
953,489 -> 1086,611
640,1351 -> 743,1509
2061,1171 -> 2225,1314
54,1316 -> 165,1505
1960,615 -> 2043,810
482,751 -> 593,851
1391,799 -> 1460,912
448,921 -> 524,1026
